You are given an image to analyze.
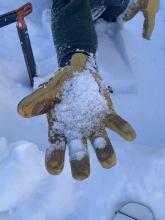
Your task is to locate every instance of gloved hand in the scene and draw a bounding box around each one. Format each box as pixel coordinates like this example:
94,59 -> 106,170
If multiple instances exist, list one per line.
123,0 -> 159,40
18,53 -> 136,180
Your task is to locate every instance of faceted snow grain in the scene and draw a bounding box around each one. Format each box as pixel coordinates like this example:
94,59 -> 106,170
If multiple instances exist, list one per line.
53,70 -> 109,140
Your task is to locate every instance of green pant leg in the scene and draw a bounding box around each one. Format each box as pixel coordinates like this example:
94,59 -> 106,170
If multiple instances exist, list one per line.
51,0 -> 98,67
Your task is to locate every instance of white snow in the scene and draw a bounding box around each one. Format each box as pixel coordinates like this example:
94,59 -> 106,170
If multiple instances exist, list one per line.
0,140 -> 46,212
0,1 -> 165,220
94,137 -> 107,149
69,139 -> 88,161
53,70 -> 109,140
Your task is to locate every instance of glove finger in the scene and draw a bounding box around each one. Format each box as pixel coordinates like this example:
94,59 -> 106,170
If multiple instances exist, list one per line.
69,137 -> 90,181
17,87 -> 60,118
142,0 -> 159,39
105,112 -> 136,141
45,111 -> 66,175
90,129 -> 116,169
17,67 -> 70,118
143,12 -> 155,40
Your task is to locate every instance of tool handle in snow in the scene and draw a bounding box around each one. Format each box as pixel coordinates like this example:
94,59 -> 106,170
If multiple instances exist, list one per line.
17,25 -> 37,87
16,3 -> 37,87
0,3 -> 36,87
16,3 -> 32,29
0,3 -> 32,28
0,11 -> 17,28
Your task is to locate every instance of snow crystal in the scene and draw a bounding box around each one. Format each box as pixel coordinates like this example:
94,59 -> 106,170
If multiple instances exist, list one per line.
94,137 -> 106,150
53,70 -> 110,141
69,139 -> 88,161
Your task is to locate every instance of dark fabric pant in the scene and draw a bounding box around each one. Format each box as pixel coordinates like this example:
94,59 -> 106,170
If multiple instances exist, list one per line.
52,0 -> 129,67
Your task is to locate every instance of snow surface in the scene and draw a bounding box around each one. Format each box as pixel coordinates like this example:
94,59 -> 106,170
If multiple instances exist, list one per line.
0,1 -> 165,220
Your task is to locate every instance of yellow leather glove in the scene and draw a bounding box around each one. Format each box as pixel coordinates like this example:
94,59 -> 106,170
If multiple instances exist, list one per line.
123,0 -> 160,40
18,53 -> 136,180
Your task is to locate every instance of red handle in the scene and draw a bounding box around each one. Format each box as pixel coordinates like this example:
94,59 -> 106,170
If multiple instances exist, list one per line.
16,3 -> 32,29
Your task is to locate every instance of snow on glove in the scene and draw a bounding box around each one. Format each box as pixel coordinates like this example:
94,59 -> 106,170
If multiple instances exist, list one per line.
18,53 -> 136,181
123,0 -> 159,40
